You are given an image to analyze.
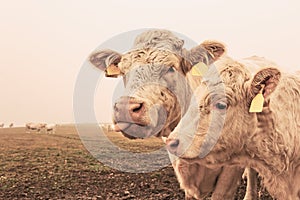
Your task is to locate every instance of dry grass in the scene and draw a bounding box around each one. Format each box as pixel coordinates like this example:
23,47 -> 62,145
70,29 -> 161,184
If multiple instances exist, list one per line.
0,125 -> 272,199
0,125 -> 185,199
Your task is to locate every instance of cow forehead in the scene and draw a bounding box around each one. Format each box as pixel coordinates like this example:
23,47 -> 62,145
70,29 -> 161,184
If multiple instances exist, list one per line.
118,49 -> 182,74
123,63 -> 174,92
128,64 -> 165,75
193,63 -> 251,106
120,61 -> 191,109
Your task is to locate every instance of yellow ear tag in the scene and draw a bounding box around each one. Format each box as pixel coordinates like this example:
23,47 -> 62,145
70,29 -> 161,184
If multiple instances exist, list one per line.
191,62 -> 209,76
249,85 -> 265,113
105,64 -> 121,77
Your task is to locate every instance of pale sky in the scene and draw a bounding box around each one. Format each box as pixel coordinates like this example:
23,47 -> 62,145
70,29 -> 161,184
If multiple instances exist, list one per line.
0,0 -> 299,126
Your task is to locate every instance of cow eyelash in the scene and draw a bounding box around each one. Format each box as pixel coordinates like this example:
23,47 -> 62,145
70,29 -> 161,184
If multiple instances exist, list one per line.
167,66 -> 175,73
214,101 -> 228,110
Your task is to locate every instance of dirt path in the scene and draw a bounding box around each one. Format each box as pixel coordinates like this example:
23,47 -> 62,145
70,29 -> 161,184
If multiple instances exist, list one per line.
0,126 -> 272,199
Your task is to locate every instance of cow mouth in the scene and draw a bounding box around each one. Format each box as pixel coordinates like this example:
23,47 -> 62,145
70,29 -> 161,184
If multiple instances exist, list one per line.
114,121 -> 144,132
114,122 -> 129,131
112,102 -> 168,139
114,109 -> 166,139
114,121 -> 165,139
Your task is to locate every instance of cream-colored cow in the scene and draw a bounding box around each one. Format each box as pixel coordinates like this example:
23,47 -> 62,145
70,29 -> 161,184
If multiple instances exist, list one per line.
90,29 -> 255,200
167,54 -> 300,199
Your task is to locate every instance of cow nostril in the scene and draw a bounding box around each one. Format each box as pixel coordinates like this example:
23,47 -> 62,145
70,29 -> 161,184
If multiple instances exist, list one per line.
169,139 -> 179,148
131,103 -> 143,113
167,139 -> 180,153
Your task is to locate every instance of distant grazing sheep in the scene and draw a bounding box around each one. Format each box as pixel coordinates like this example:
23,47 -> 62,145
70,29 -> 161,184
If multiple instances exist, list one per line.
25,123 -> 46,133
45,124 -> 56,134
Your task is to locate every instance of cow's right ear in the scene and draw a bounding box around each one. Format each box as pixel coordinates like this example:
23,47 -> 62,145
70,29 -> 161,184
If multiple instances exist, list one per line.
181,41 -> 226,75
89,49 -> 122,77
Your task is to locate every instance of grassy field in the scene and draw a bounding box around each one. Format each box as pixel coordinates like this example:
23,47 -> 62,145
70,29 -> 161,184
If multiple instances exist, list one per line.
0,125 -> 272,199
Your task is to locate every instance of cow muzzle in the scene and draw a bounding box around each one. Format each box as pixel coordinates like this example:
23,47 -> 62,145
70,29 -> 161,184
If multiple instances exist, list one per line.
113,96 -> 167,138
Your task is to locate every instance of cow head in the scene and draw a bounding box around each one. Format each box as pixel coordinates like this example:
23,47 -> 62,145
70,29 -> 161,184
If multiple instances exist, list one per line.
90,30 -> 225,139
166,56 -> 281,164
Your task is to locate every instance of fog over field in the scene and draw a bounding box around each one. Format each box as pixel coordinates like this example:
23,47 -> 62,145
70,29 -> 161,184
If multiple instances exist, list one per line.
1,0 -> 299,126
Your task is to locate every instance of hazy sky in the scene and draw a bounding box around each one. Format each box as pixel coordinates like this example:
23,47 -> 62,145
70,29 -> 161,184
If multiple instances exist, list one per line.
1,0 -> 299,126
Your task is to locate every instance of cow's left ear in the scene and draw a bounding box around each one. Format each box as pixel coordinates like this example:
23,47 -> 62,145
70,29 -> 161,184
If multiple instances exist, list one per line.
181,40 -> 226,74
89,49 -> 122,77
247,67 -> 281,110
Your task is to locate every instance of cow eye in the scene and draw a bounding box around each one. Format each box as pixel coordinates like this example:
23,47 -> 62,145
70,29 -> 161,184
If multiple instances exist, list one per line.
215,102 -> 227,110
167,66 -> 175,73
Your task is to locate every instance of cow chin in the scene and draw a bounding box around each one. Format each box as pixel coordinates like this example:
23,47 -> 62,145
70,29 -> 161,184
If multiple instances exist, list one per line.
114,104 -> 167,139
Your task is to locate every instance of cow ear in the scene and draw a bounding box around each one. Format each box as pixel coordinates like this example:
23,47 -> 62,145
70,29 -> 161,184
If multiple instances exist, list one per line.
200,40 -> 226,63
181,40 -> 226,74
248,68 -> 281,112
89,49 -> 122,77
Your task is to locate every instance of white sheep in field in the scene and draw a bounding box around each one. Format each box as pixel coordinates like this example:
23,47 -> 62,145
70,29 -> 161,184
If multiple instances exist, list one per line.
25,122 -> 46,133
167,55 -> 300,199
45,124 -> 56,134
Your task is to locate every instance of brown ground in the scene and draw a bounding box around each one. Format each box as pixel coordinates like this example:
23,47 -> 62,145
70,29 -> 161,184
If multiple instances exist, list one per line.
0,125 -> 273,200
